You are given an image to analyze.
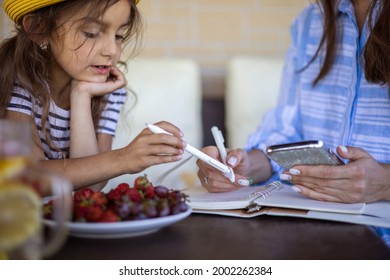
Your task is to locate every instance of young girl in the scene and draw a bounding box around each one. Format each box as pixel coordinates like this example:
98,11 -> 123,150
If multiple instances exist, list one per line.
0,0 -> 186,191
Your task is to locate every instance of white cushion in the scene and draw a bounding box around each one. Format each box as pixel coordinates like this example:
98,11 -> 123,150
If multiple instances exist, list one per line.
225,56 -> 284,148
105,58 -> 202,191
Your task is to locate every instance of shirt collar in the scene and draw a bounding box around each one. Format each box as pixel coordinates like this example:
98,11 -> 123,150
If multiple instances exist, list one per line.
338,0 -> 355,16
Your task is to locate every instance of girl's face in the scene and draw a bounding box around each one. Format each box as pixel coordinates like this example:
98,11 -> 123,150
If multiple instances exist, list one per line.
49,0 -> 131,84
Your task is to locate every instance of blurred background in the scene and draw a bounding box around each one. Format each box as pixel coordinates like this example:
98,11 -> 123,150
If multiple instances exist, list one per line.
0,0 -> 308,146
0,0 -> 309,188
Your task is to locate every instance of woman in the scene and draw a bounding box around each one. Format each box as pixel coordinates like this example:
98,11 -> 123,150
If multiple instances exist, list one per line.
197,0 -> 390,204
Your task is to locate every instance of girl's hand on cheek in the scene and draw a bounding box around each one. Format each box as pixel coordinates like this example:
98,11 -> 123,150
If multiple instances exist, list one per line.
71,66 -> 127,99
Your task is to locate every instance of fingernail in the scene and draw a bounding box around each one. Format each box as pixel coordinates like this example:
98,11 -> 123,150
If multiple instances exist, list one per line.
339,145 -> 348,153
280,174 -> 292,181
291,186 -> 301,193
238,179 -> 250,186
289,168 -> 300,175
228,156 -> 238,167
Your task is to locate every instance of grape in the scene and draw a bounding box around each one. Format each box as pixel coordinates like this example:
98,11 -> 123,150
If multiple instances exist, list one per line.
168,191 -> 182,206
143,199 -> 158,218
179,201 -> 188,212
117,203 -> 130,219
170,204 -> 181,215
154,186 -> 169,198
157,199 -> 170,217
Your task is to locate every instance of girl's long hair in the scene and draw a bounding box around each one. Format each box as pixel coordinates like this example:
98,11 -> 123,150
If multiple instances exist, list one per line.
0,0 -> 142,148
308,0 -> 390,87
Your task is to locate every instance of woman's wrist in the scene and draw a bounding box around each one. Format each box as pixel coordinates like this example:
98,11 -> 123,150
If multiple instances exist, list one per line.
246,149 -> 272,183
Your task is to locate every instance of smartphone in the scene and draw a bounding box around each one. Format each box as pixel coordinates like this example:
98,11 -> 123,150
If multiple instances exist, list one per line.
265,140 -> 344,170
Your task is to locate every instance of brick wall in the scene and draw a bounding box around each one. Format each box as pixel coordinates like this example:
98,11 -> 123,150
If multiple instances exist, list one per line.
136,0 -> 308,99
0,0 -> 308,99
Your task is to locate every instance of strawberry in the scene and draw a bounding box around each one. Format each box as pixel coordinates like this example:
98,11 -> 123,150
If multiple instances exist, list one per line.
107,188 -> 121,202
73,201 -> 91,222
144,186 -> 155,198
133,175 -> 152,191
98,210 -> 120,222
126,188 -> 142,203
85,205 -> 103,222
91,192 -> 107,206
73,188 -> 95,203
116,183 -> 130,194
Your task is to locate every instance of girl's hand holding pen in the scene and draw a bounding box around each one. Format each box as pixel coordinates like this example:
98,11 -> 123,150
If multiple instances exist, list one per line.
120,121 -> 186,174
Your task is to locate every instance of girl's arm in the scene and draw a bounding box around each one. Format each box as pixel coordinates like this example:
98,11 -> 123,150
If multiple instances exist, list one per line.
69,89 -> 110,191
68,67 -> 127,190
6,111 -> 186,191
39,122 -> 186,190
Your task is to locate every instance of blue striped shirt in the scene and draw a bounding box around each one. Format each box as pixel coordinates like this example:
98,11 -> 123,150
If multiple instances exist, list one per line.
245,0 -> 390,247
7,86 -> 127,159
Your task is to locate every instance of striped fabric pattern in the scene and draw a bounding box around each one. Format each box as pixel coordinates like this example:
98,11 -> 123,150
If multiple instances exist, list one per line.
246,0 -> 390,174
7,85 -> 127,159
245,0 -> 390,246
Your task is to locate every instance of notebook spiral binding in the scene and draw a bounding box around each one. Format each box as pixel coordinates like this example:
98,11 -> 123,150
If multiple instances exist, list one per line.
246,181 -> 283,213
247,181 -> 283,199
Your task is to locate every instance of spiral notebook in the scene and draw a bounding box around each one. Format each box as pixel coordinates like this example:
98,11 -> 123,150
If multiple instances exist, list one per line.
186,182 -> 390,228
186,181 -> 365,214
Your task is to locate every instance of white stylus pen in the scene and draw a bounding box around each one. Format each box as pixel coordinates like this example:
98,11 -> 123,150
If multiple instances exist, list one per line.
211,126 -> 235,183
146,123 -> 235,183
211,126 -> 227,164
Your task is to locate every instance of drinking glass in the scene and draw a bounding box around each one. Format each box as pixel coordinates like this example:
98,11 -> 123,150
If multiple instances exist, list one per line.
0,120 -> 72,259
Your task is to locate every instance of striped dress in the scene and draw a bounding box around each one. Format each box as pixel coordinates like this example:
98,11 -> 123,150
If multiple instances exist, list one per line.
245,0 -> 390,247
7,85 -> 127,159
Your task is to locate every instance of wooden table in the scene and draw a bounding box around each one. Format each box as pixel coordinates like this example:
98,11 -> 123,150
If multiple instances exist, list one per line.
48,213 -> 390,260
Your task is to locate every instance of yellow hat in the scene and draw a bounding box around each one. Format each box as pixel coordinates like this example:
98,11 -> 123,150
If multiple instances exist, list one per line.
3,0 -> 65,23
3,0 -> 140,24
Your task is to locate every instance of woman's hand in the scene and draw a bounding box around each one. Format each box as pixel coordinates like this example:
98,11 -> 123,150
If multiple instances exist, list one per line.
119,121 -> 186,174
196,147 -> 272,192
284,146 -> 390,203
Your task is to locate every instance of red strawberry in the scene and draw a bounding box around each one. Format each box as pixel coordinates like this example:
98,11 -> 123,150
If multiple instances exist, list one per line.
98,210 -> 120,222
116,183 -> 130,193
85,205 -> 103,222
107,188 -> 121,202
73,188 -> 95,203
126,188 -> 142,203
73,201 -> 90,221
133,175 -> 152,191
144,186 -> 155,198
91,192 -> 107,206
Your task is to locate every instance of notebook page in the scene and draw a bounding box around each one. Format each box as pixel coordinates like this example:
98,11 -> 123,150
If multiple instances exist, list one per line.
186,185 -> 256,210
254,184 -> 365,214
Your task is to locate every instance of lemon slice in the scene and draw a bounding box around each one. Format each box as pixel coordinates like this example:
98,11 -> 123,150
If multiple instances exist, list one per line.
0,157 -> 27,182
0,181 -> 41,252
